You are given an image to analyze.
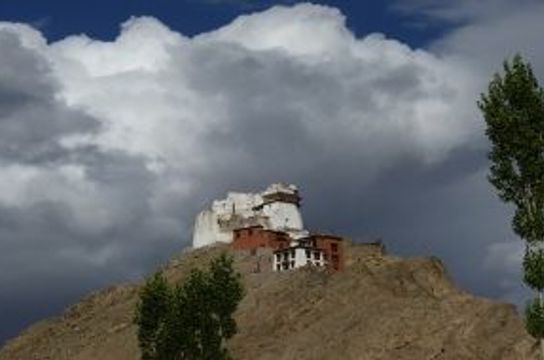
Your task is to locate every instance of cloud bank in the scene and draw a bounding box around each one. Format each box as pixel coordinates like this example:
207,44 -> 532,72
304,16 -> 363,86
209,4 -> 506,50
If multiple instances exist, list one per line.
0,2 -> 540,342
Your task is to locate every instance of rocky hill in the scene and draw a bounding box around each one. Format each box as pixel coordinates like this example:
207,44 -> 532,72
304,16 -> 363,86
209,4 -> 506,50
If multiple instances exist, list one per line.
0,242 -> 538,359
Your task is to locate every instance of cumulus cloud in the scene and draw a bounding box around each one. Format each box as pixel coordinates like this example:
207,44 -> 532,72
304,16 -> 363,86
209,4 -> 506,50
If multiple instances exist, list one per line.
0,2 -> 540,342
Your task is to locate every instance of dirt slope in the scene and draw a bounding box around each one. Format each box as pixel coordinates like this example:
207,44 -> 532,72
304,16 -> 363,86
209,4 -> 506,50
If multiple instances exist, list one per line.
0,242 -> 538,359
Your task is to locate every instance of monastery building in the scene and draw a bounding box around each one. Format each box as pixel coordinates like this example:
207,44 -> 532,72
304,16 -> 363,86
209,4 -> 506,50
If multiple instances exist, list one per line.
192,183 -> 344,271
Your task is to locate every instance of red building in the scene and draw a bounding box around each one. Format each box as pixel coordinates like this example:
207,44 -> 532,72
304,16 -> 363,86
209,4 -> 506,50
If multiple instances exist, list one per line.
231,225 -> 344,271
312,234 -> 344,271
231,225 -> 290,253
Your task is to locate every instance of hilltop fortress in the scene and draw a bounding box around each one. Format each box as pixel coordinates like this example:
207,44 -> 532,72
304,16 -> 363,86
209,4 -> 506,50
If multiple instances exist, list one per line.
193,183 -> 306,247
192,183 -> 344,271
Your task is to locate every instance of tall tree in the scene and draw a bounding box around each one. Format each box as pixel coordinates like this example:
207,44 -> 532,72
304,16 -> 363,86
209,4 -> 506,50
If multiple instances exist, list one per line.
134,253 -> 244,360
479,54 -> 544,358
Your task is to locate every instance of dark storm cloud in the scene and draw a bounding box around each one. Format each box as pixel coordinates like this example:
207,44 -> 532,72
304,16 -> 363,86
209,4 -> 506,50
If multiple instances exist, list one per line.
0,199 -> 180,346
0,155 -> 181,345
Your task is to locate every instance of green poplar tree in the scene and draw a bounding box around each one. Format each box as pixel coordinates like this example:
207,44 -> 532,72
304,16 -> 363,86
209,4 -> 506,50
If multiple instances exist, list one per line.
134,253 -> 244,360
479,54 -> 544,358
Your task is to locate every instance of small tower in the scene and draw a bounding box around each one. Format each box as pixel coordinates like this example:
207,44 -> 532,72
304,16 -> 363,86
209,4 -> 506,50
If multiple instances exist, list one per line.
254,183 -> 305,237
261,183 -> 301,207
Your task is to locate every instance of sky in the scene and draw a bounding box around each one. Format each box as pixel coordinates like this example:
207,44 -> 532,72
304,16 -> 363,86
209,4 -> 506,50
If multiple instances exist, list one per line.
1,0 -> 544,345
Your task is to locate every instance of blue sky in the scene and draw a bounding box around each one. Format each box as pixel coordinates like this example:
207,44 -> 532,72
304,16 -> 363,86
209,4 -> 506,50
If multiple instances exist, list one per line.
0,0 -> 450,46
0,0 -> 544,347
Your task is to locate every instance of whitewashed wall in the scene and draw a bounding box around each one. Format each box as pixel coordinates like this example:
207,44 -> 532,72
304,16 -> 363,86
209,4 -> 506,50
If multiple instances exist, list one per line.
192,183 -> 305,248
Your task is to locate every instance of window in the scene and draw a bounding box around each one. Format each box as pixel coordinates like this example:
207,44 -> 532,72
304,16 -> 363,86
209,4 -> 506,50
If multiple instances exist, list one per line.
291,250 -> 295,258
290,260 -> 295,268
276,264 -> 281,271
331,243 -> 338,252
305,250 -> 311,258
282,262 -> 288,270
314,251 -> 320,260
283,253 -> 289,261
276,254 -> 281,261
316,262 -> 320,267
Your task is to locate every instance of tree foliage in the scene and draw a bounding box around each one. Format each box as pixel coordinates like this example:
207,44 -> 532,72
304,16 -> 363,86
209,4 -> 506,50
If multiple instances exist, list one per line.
480,54 -> 544,355
134,253 -> 244,360
524,246 -> 544,291
479,54 -> 544,243
526,298 -> 544,339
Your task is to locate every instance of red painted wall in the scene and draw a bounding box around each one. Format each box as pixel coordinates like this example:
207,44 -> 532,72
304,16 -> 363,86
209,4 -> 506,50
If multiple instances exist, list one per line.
231,226 -> 290,252
313,234 -> 344,271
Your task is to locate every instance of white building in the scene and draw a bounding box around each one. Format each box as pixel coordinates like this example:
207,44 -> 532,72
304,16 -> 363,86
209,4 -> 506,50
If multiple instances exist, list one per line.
192,183 -> 308,248
273,238 -> 327,272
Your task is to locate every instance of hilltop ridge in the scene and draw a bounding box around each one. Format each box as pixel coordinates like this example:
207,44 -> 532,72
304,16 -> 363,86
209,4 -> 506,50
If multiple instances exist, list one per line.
0,242 -> 538,359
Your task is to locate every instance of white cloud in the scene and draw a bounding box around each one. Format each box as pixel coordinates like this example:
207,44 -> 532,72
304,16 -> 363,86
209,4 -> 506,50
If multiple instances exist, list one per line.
431,3 -> 544,77
198,4 -> 353,58
46,3 -> 479,173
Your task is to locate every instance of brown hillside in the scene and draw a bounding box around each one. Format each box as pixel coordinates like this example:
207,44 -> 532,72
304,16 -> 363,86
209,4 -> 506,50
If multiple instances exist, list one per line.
0,242 -> 538,359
